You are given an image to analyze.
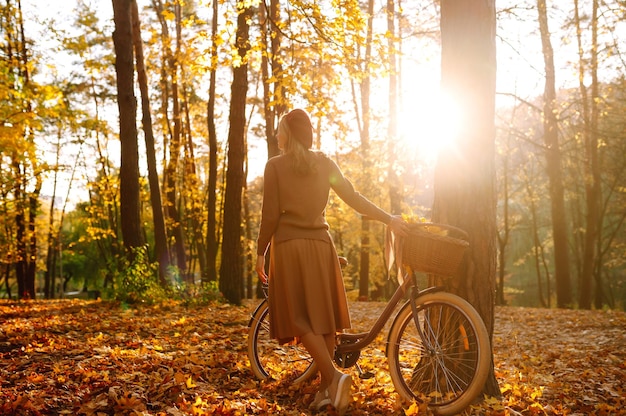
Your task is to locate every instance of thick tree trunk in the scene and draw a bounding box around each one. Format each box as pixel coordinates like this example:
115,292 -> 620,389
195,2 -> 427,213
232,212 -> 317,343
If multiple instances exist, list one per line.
219,3 -> 252,305
112,0 -> 143,252
434,0 -> 500,397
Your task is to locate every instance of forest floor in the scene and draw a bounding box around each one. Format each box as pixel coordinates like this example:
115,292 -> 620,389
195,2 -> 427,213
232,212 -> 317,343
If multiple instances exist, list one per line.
1,298 -> 625,415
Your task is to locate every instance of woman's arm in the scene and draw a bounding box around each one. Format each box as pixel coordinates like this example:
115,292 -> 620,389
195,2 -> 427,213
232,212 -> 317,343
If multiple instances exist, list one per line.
328,158 -> 408,236
257,161 -> 280,256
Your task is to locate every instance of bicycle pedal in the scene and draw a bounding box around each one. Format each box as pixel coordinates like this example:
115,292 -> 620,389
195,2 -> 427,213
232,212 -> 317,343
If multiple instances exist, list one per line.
359,371 -> 375,379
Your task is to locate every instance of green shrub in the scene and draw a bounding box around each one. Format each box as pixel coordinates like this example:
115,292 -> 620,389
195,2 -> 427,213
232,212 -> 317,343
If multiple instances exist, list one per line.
114,246 -> 166,305
111,246 -> 225,307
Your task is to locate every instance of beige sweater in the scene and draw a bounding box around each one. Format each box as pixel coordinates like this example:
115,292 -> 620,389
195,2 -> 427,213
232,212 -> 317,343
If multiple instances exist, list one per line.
257,152 -> 391,256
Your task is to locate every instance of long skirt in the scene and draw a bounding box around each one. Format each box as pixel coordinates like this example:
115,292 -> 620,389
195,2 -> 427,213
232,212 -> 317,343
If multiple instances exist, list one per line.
268,238 -> 351,344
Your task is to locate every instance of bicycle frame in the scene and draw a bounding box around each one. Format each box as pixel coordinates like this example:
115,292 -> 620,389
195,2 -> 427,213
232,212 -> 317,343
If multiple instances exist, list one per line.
335,274 -> 444,356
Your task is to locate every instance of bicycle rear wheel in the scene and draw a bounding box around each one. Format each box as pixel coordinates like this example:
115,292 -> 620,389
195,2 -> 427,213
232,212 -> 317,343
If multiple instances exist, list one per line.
247,300 -> 317,384
387,291 -> 490,415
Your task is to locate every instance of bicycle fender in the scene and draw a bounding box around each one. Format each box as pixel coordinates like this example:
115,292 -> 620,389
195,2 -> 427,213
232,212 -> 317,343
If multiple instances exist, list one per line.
414,286 -> 446,298
248,299 -> 268,327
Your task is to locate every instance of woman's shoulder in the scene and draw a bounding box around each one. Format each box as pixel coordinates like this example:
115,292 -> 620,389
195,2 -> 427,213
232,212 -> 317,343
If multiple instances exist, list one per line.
312,152 -> 340,172
267,153 -> 286,162
265,154 -> 288,167
311,151 -> 334,166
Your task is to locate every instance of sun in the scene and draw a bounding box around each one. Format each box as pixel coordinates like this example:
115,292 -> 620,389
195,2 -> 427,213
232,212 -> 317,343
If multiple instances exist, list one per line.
396,90 -> 462,162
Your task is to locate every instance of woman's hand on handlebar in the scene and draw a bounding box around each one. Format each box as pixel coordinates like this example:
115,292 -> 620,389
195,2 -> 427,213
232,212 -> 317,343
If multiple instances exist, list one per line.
388,215 -> 409,237
255,255 -> 268,283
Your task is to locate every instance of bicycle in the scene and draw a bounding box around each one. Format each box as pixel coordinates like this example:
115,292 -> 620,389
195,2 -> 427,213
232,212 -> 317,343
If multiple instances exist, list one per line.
247,223 -> 491,415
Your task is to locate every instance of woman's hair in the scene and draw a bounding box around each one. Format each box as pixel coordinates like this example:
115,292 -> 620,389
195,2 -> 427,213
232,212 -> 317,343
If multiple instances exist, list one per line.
279,109 -> 317,176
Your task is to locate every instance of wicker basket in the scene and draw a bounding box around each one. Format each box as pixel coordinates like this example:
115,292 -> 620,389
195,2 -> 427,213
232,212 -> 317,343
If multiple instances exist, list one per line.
402,223 -> 469,277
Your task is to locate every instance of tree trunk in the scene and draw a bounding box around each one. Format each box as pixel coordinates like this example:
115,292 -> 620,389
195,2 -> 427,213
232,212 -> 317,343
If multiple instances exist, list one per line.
44,130 -> 63,299
219,3 -> 252,305
524,168 -> 549,308
132,0 -> 170,285
243,189 -> 254,299
588,0 -> 603,310
8,0 -> 39,300
261,0 -> 283,159
574,0 -> 600,309
496,134 -> 510,306
257,0 -> 283,298
154,0 -> 187,277
14,168 -> 27,299
434,0 -> 500,397
112,0 -> 143,252
205,0 -> 219,283
3,264 -> 11,300
385,0 -> 401,297
178,19 -> 208,285
26,184 -> 40,297
386,0 -> 402,217
358,0 -> 374,301
537,0 -> 572,308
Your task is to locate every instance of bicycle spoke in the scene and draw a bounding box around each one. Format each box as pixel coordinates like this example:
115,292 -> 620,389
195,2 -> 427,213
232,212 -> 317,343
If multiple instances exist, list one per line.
388,294 -> 488,413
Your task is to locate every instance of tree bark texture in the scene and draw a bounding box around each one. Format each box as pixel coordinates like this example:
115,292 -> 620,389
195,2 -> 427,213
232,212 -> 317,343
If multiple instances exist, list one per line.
154,0 -> 187,277
112,0 -> 143,252
537,0 -> 572,308
358,0 -> 375,301
219,4 -> 252,305
205,0 -> 219,283
132,0 -> 170,285
573,0 -> 601,309
434,0 -> 500,397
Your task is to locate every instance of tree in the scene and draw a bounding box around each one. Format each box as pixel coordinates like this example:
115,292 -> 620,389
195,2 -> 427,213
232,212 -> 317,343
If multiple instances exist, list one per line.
112,0 -> 143,252
1,0 -> 42,299
260,0 -> 283,160
152,0 -> 187,278
386,0 -> 401,218
132,0 -> 170,284
43,123 -> 80,299
433,0 -> 500,397
219,2 -> 253,305
205,0 -> 219,283
573,0 -> 600,309
356,0 -> 375,301
536,0 -> 572,308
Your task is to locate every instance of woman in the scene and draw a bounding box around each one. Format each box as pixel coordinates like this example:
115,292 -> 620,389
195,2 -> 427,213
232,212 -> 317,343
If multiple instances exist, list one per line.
255,109 -> 408,415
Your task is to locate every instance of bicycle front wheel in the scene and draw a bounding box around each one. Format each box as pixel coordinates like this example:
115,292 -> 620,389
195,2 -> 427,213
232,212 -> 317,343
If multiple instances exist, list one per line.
247,300 -> 317,384
387,291 -> 491,415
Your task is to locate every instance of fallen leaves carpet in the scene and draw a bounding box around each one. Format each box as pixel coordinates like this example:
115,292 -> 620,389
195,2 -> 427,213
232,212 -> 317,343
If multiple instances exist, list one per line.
1,299 -> 624,415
